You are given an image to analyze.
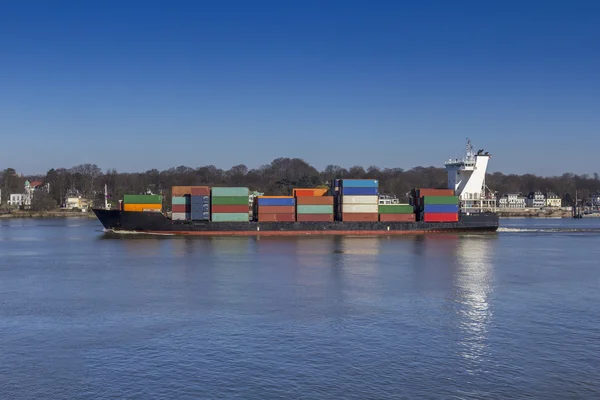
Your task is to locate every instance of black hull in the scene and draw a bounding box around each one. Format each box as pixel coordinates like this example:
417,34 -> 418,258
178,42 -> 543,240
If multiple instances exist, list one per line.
93,209 -> 499,236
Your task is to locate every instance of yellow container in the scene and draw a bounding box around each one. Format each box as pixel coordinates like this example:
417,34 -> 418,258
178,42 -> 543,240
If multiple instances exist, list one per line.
123,204 -> 162,212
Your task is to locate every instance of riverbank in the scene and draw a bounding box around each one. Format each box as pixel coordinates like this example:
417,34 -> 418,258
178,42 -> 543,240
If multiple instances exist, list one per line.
0,211 -> 96,219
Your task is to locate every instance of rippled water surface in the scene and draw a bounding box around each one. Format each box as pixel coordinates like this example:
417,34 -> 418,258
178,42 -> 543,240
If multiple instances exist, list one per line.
1,217 -> 599,399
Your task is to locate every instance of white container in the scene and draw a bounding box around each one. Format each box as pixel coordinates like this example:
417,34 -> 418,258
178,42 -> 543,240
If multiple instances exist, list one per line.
341,195 -> 378,204
342,204 -> 379,213
172,212 -> 190,221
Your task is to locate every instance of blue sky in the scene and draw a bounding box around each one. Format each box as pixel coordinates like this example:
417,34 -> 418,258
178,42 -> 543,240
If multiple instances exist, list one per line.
1,0 -> 598,176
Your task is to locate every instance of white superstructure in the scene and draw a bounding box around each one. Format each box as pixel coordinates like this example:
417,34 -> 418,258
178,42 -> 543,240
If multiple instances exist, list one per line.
445,139 -> 496,212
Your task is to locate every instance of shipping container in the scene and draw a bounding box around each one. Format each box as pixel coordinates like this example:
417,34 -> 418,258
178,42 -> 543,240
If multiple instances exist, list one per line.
295,196 -> 334,205
424,204 -> 459,213
172,212 -> 191,221
341,187 -> 379,196
190,203 -> 210,212
340,179 -> 379,188
172,196 -> 190,205
378,204 -> 414,214
296,205 -> 334,214
342,204 -> 379,213
341,213 -> 379,222
211,204 -> 249,213
191,186 -> 211,196
211,213 -> 249,222
257,213 -> 296,222
211,196 -> 249,205
172,204 -> 190,213
292,188 -> 329,197
379,214 -> 416,222
172,186 -> 194,196
257,205 -> 295,214
123,203 -> 162,212
417,188 -> 455,198
256,197 -> 295,206
211,187 -> 249,197
191,211 -> 210,220
123,194 -> 162,204
191,195 -> 210,204
341,195 -> 379,204
423,196 -> 459,205
423,212 -> 459,223
296,214 -> 334,222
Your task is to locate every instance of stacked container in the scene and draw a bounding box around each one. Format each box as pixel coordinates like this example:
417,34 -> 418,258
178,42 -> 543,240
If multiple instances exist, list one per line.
256,196 -> 296,222
295,196 -> 334,222
191,186 -> 210,221
122,194 -> 163,212
378,204 -> 416,222
421,195 -> 459,222
211,187 -> 249,222
338,179 -> 379,222
172,186 -> 192,221
292,188 -> 329,197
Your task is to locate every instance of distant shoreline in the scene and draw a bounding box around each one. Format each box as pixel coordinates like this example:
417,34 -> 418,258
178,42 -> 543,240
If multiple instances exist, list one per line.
0,211 -> 96,219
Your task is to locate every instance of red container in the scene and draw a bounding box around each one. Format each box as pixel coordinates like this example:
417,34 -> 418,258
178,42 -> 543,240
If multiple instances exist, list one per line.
172,204 -> 190,213
257,213 -> 296,222
417,188 -> 455,198
295,196 -> 334,205
296,214 -> 334,222
379,214 -> 416,222
423,212 -> 458,222
341,213 -> 379,222
211,205 -> 249,213
257,205 -> 295,214
191,186 -> 211,196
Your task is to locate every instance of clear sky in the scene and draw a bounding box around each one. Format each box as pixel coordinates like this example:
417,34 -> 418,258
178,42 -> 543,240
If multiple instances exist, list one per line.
1,0 -> 598,176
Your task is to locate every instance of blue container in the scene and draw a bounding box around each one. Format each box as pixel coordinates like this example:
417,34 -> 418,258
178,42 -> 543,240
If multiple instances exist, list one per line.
191,204 -> 210,212
341,179 -> 379,188
257,197 -> 295,206
191,211 -> 210,220
423,204 -> 459,213
341,187 -> 379,196
191,195 -> 210,204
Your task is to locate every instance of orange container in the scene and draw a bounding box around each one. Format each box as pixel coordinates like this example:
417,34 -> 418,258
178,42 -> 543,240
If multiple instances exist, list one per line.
292,188 -> 329,197
172,186 -> 193,196
123,204 -> 162,212
258,205 -> 295,213
295,196 -> 334,205
296,214 -> 334,222
341,213 -> 379,222
191,186 -> 210,196
379,214 -> 416,222
257,213 -> 296,222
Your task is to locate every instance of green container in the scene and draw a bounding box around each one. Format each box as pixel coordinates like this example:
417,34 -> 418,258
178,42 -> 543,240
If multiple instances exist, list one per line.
296,205 -> 334,214
211,196 -> 248,205
211,213 -> 249,222
378,204 -> 414,214
211,187 -> 249,197
423,196 -> 459,205
172,196 -> 190,205
123,194 -> 162,204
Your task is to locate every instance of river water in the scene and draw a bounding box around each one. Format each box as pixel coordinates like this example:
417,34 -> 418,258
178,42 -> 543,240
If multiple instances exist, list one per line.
1,218 -> 599,399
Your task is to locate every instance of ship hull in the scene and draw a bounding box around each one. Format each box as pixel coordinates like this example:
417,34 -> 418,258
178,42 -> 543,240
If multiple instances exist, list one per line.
93,209 -> 499,236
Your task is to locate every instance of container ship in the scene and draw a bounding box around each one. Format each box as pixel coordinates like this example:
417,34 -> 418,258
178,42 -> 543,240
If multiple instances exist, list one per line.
94,140 -> 499,235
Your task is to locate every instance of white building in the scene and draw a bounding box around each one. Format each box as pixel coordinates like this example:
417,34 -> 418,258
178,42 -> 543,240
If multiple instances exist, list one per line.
498,193 -> 526,208
545,192 -> 562,208
526,191 -> 546,208
9,193 -> 32,207
591,193 -> 600,209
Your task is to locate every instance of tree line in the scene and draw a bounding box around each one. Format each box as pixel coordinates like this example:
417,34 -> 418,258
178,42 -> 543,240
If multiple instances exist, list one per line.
1,159 -> 599,211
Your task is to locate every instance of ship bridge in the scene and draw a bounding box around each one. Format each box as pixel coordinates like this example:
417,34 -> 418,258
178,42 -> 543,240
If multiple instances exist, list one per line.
445,139 -> 496,212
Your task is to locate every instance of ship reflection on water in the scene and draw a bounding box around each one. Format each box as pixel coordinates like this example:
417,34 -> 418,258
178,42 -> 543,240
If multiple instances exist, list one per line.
453,237 -> 496,372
